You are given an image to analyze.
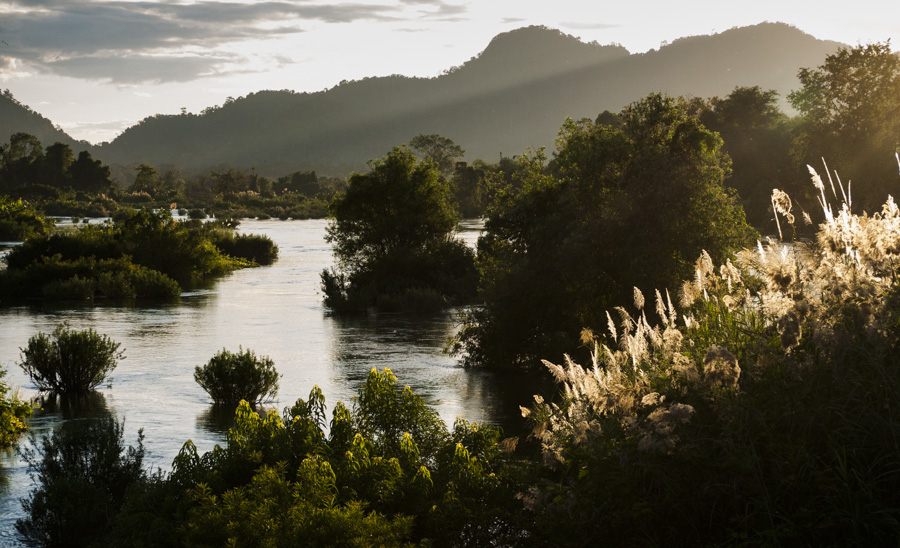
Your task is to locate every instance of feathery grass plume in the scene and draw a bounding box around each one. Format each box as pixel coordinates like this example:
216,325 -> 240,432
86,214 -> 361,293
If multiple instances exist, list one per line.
771,188 -> 795,241
633,287 -> 645,310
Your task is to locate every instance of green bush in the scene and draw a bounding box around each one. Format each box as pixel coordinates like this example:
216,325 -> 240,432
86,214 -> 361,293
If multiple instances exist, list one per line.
194,347 -> 280,408
19,324 -> 124,393
41,275 -> 96,301
16,417 -> 148,548
208,231 -> 279,265
0,364 -> 32,447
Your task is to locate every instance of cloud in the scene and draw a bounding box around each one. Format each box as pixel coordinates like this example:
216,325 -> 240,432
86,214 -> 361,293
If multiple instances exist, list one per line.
0,0 -> 468,83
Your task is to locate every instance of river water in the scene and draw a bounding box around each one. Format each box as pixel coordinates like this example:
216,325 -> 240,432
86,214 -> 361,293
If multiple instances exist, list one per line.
0,219 -> 544,544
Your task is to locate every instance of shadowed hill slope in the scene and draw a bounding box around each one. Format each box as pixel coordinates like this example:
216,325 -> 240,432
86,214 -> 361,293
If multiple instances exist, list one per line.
3,23 -> 843,177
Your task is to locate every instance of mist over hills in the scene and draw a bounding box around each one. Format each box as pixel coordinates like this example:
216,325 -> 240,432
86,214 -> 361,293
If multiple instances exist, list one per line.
2,22 -> 842,177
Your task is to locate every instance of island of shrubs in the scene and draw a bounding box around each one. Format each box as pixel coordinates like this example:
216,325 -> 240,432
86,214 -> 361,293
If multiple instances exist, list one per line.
0,208 -> 278,302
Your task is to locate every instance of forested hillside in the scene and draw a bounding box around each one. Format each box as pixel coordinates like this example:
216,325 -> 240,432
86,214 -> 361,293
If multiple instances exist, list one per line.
2,23 -> 841,176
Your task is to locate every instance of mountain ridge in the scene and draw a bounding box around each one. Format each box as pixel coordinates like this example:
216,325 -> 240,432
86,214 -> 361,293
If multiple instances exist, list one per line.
1,22 -> 843,177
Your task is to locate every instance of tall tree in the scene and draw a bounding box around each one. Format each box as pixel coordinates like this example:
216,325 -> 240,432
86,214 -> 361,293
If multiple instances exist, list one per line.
789,42 -> 900,212
408,134 -> 465,176
69,151 -> 114,194
322,146 -> 475,311
456,94 -> 756,370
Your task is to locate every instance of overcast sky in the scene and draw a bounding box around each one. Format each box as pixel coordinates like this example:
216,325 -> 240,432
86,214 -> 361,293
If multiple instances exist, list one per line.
1,0 -> 898,144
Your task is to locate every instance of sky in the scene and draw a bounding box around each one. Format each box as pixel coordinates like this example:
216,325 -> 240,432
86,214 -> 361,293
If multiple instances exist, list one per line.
1,0 -> 898,144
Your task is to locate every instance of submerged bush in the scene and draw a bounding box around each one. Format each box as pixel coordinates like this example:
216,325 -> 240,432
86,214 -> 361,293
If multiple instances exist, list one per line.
16,417 -> 148,548
208,230 -> 279,265
194,347 -> 280,408
19,324 -> 124,393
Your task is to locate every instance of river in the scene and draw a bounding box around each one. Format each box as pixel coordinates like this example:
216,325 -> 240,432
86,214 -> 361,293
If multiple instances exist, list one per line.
0,218 -> 544,544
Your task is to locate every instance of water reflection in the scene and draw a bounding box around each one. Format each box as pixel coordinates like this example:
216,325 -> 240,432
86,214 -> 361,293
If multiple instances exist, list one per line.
195,405 -> 237,435
33,391 -> 111,422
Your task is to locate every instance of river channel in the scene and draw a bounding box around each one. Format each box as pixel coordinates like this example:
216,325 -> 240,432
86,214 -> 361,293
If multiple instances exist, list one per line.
0,218 -> 545,543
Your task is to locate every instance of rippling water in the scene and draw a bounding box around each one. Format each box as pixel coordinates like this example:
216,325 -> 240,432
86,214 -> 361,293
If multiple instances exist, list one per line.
0,218 -> 544,544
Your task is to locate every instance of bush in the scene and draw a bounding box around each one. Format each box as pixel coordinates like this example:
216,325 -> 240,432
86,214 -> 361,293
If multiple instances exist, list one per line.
0,364 -> 32,447
194,347 -> 280,408
19,324 -> 124,393
209,231 -> 279,265
16,417 -> 148,548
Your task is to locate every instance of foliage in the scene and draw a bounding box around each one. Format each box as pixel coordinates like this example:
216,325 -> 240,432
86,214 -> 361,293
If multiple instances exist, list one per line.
409,133 -> 465,176
0,194 -> 53,241
96,368 -> 522,547
207,228 -> 279,265
789,42 -> 900,212
456,94 -> 757,370
0,363 -> 32,447
698,86 -> 797,230
16,417 -> 148,548
323,146 -> 477,312
0,208 -> 273,302
0,254 -> 181,301
19,323 -> 124,393
522,166 -> 900,546
193,347 -> 280,408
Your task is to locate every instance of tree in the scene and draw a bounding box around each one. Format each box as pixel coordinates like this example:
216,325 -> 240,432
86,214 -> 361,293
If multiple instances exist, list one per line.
0,132 -> 44,190
789,42 -> 900,212
699,86 -> 795,229
129,164 -> 159,195
41,143 -> 75,188
322,146 -> 476,311
408,134 -> 465,176
69,151 -> 113,194
456,94 -> 757,369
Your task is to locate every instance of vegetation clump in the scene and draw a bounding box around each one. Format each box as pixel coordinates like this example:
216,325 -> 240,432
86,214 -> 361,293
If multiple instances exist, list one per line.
16,417 -> 148,548
19,324 -> 124,393
0,195 -> 53,241
0,208 -> 277,302
0,363 -> 32,447
194,347 -> 280,408
322,146 -> 477,312
455,93 -> 757,370
20,368 -> 519,547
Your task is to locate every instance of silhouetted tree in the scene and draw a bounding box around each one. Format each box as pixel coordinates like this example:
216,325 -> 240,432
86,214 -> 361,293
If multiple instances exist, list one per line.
789,42 -> 900,212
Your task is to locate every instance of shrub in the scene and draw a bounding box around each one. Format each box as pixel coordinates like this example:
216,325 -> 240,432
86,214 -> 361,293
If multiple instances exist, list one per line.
41,275 -> 96,301
209,231 -> 279,265
19,324 -> 124,393
194,347 -> 280,408
16,417 -> 148,548
0,364 -> 32,447
522,165 -> 900,546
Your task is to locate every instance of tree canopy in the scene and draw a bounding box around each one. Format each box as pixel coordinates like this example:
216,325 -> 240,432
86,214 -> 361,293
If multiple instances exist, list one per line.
322,146 -> 476,311
789,41 -> 900,211
456,93 -> 757,369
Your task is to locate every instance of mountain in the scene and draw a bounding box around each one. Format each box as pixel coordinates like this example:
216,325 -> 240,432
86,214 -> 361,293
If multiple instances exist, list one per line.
0,90 -> 88,151
3,23 -> 843,176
